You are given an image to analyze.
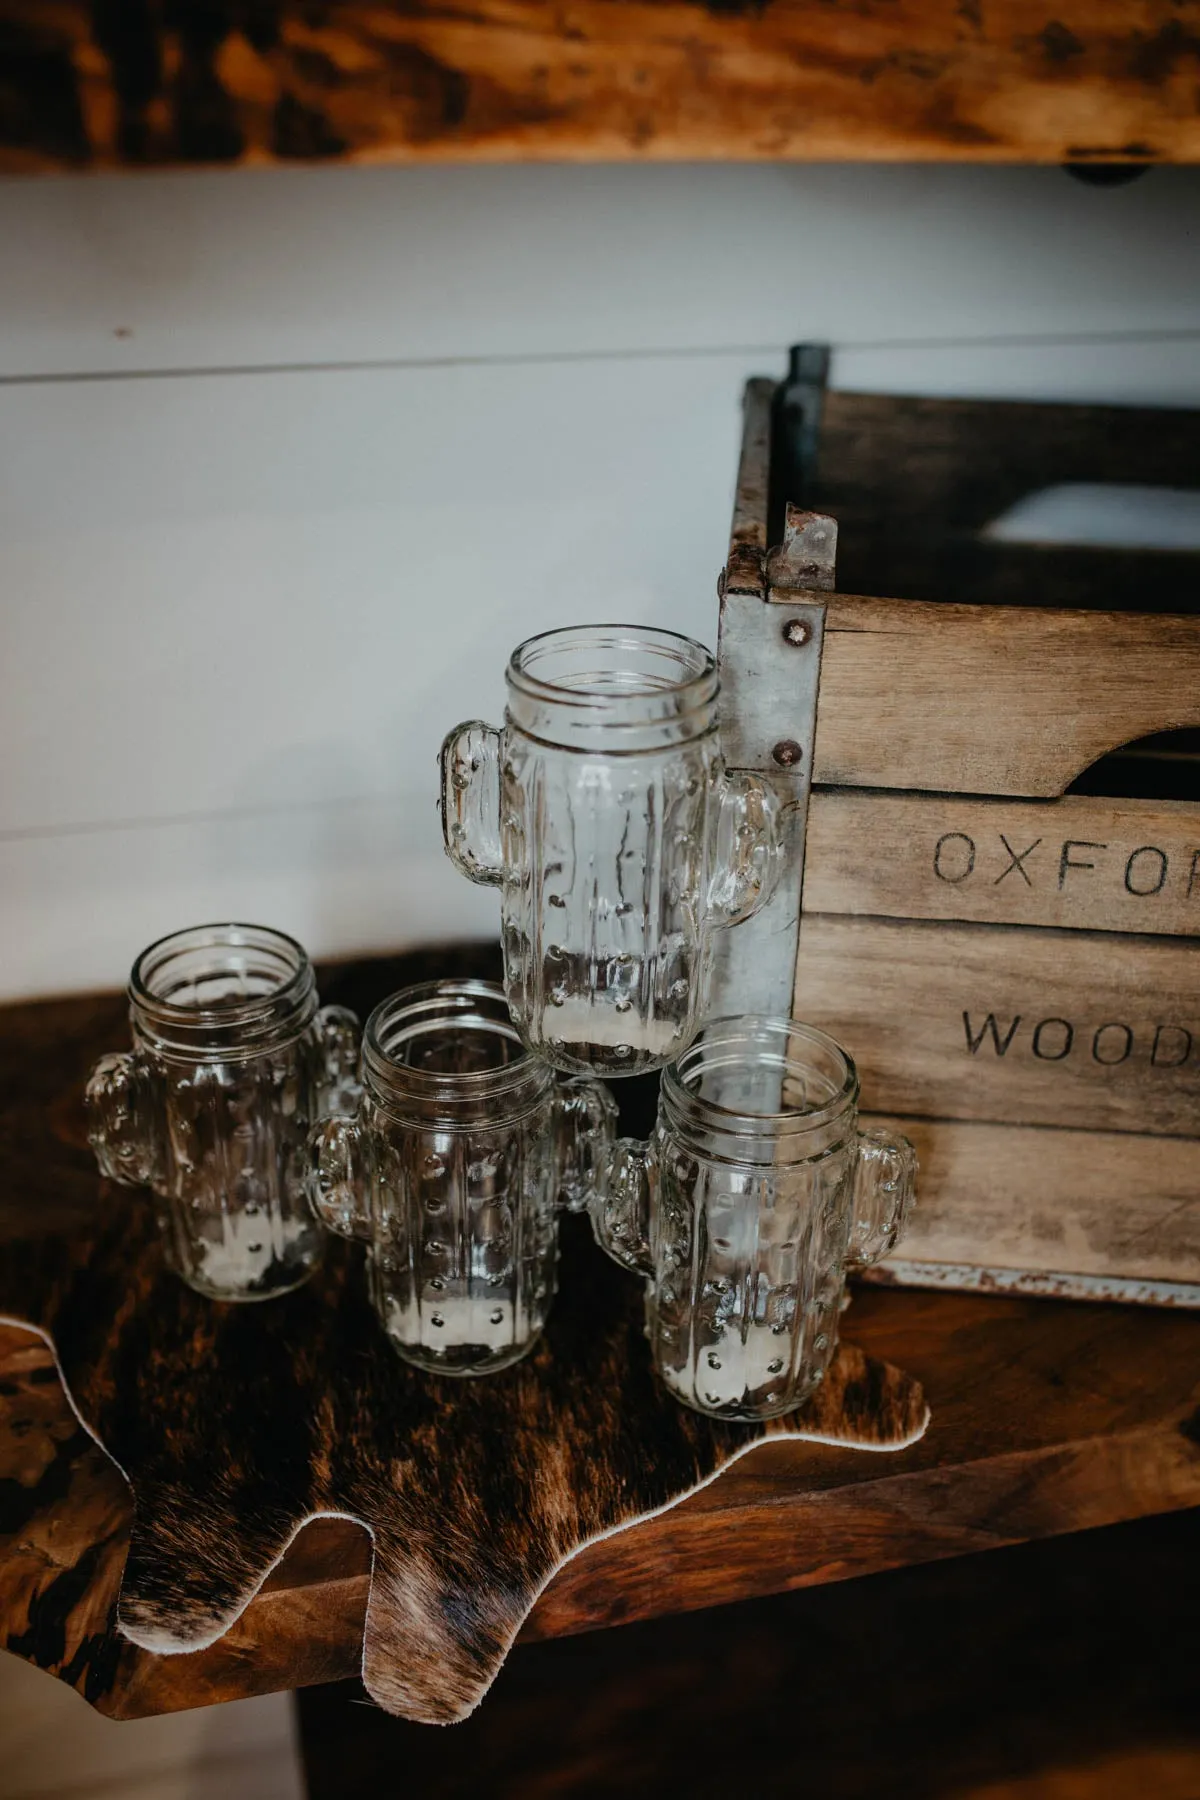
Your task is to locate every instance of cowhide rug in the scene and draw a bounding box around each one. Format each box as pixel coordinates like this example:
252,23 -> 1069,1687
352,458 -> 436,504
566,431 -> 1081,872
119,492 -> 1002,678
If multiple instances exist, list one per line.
0,950 -> 928,1725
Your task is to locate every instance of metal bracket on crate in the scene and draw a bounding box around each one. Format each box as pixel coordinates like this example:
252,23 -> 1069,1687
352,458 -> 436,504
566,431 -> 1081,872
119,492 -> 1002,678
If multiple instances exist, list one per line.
709,356 -> 834,1024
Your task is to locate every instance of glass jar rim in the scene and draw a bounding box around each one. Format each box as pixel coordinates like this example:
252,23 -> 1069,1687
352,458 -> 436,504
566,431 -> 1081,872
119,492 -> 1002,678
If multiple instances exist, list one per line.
507,624 -> 716,706
130,923 -> 315,1042
662,1016 -> 859,1142
363,979 -> 554,1120
503,625 -> 719,754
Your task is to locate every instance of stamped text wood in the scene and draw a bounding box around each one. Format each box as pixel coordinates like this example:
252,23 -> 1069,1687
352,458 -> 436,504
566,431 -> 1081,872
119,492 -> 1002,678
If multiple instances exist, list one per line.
2,3 -> 1200,172
752,376 -> 1200,1303
806,791 -> 1200,936
793,913 -> 1200,1136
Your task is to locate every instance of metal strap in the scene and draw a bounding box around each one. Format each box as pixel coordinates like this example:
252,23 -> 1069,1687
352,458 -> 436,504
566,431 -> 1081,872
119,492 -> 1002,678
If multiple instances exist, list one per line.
709,373 -> 834,1025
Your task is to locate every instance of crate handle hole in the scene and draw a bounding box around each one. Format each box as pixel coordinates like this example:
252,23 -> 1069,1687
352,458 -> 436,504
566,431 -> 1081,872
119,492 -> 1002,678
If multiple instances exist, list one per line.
1069,727 -> 1200,803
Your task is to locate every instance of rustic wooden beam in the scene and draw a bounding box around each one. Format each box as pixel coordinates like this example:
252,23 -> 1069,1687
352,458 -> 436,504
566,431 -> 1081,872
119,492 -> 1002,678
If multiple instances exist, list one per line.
1,1 -> 1198,172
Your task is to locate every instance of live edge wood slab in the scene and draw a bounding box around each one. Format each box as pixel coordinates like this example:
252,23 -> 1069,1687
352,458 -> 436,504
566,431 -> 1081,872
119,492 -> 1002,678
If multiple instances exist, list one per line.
1,2 -> 1199,172
0,946 -> 1198,1724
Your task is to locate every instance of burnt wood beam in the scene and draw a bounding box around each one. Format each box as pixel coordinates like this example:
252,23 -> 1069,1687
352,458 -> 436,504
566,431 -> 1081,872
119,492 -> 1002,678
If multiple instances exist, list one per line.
0,2 -> 1198,172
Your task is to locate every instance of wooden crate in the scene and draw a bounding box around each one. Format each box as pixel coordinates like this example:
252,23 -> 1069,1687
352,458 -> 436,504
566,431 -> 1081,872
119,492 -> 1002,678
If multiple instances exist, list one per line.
781,384 -> 1200,1305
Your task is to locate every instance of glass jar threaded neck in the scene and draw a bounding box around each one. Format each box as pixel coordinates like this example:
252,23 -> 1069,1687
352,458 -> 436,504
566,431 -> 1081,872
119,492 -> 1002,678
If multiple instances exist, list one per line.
505,625 -> 718,753
661,1017 -> 860,1165
362,980 -> 554,1128
129,924 -> 318,1061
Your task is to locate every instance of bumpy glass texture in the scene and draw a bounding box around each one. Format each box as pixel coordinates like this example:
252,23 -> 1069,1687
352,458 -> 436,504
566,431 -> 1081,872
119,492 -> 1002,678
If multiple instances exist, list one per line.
500,732 -> 718,1076
643,1124 -> 855,1419
309,981 -> 615,1376
593,1018 -> 916,1421
86,925 -> 360,1302
362,1095 -> 559,1374
440,626 -> 780,1077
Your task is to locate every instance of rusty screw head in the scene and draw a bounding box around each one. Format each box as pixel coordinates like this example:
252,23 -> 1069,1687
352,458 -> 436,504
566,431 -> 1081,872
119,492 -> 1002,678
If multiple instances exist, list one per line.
772,739 -> 804,768
782,618 -> 811,647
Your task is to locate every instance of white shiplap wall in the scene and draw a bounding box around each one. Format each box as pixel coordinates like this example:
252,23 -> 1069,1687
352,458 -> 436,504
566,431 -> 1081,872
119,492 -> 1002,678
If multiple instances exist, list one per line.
2,163 -> 1199,1000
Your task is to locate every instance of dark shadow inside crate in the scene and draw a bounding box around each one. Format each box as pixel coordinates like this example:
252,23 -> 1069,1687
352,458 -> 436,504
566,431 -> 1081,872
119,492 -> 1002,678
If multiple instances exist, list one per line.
1070,727 -> 1200,803
777,382 -> 1200,614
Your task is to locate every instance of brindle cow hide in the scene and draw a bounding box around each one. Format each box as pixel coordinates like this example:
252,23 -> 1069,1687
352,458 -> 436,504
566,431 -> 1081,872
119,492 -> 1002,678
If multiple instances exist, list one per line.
0,952 -> 928,1725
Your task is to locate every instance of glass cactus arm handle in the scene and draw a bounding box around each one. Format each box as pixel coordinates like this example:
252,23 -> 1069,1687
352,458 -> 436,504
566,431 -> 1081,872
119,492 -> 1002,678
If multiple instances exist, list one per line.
440,721 -> 505,885
848,1126 -> 917,1271
313,1004 -> 362,1115
307,1115 -> 373,1241
706,770 -> 786,928
85,1051 -> 158,1186
554,1076 -> 619,1214
590,1139 -> 654,1276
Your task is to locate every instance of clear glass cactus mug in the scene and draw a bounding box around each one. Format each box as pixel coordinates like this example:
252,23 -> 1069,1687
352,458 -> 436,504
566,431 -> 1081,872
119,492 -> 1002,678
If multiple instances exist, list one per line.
590,1017 -> 916,1420
307,979 -> 617,1376
440,625 -> 784,1078
85,925 -> 361,1302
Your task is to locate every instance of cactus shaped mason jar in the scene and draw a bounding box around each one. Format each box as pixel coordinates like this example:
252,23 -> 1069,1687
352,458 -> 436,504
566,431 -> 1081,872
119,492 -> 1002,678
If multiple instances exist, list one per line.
308,980 -> 617,1376
591,1017 -> 916,1421
440,625 -> 783,1077
85,925 -> 361,1301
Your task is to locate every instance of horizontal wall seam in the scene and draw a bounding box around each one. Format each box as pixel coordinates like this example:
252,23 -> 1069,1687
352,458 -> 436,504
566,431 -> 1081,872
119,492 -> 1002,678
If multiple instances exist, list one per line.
3,327 -> 1200,389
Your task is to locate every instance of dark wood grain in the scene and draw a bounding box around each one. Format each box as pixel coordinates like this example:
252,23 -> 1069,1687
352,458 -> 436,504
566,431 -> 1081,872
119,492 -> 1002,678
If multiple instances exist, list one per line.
299,1509 -> 1200,1798
1,2 -> 1199,171
0,947 -> 925,1724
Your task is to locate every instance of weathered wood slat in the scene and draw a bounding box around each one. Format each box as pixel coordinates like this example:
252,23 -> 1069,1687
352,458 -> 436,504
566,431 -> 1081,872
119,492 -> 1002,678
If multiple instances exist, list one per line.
859,1114 -> 1200,1283
724,378 -> 773,599
817,392 -> 1200,513
791,913 -> 1200,1135
2,2 -> 1200,172
805,790 -> 1200,935
758,379 -> 1200,1307
812,598 -> 1200,797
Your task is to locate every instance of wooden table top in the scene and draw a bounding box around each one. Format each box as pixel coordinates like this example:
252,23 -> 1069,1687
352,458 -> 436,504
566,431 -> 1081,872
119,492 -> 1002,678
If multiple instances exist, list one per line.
1,957 -> 1198,1718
